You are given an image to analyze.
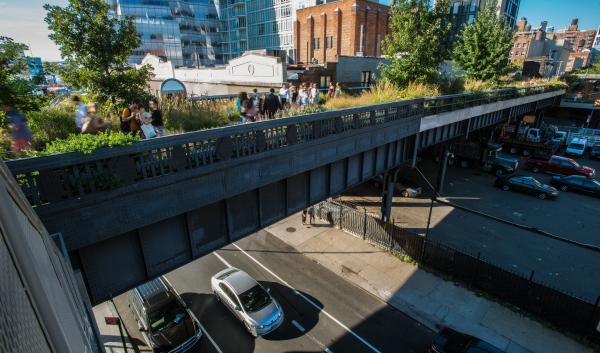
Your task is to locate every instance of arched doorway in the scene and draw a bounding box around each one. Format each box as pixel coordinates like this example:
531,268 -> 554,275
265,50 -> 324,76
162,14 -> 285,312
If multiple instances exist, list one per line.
160,78 -> 187,99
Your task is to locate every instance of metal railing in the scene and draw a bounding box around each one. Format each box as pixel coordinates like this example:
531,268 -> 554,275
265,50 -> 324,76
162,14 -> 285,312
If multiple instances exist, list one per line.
6,85 -> 564,208
315,200 -> 600,343
8,99 -> 423,207
423,85 -> 559,115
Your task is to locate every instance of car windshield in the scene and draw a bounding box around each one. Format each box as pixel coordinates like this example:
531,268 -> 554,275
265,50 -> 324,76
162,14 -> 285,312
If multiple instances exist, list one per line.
569,143 -> 585,150
148,300 -> 187,332
526,177 -> 542,186
239,285 -> 272,313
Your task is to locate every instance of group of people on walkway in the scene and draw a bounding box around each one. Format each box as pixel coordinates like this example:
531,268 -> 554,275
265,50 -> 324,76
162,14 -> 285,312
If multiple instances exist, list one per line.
72,96 -> 164,140
236,82 -> 343,123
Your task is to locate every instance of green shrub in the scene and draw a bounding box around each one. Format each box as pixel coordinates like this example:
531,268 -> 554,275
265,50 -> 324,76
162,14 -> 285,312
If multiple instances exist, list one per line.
318,92 -> 327,105
41,131 -> 139,155
27,108 -> 79,149
439,77 -> 465,95
162,99 -> 230,132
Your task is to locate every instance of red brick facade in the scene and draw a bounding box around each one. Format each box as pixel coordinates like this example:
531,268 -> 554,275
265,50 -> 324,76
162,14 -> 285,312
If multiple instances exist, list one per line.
294,0 -> 390,64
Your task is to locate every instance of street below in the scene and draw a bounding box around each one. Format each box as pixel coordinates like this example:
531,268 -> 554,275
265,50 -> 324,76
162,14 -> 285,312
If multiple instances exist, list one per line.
113,230 -> 434,353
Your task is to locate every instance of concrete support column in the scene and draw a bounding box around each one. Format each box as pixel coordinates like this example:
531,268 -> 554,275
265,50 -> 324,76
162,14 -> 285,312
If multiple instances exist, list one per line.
380,168 -> 399,223
437,146 -> 450,196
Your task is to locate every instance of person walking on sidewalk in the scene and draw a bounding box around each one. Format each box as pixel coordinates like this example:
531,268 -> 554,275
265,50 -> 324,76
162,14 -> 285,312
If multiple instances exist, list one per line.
301,209 -> 307,224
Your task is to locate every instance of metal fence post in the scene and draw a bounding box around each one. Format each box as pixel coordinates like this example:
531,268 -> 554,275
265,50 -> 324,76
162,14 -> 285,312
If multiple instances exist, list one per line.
388,219 -> 394,251
363,209 -> 367,240
339,204 -> 343,229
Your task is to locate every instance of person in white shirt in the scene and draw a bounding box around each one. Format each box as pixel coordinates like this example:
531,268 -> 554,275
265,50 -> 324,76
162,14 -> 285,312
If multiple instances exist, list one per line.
309,83 -> 319,104
73,96 -> 87,131
279,84 -> 290,107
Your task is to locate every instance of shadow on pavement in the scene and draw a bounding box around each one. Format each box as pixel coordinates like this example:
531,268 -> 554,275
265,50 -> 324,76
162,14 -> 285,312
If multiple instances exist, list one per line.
180,292 -> 256,353
258,281 -> 322,341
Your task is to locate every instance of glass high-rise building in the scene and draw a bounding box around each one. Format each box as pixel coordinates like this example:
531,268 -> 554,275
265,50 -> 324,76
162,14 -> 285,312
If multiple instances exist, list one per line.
217,0 -> 316,62
111,0 -> 223,67
447,0 -> 520,35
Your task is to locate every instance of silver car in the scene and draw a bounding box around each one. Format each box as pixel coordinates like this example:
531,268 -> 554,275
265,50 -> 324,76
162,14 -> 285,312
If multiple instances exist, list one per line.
211,268 -> 284,336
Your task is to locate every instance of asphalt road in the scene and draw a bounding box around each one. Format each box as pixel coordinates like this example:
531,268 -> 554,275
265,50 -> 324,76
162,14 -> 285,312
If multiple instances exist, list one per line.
114,230 -> 434,353
340,156 -> 600,303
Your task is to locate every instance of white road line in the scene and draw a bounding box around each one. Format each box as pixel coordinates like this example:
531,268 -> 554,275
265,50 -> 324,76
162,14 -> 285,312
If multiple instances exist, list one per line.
291,319 -> 306,332
213,251 -> 232,267
161,276 -> 224,353
230,243 -> 382,353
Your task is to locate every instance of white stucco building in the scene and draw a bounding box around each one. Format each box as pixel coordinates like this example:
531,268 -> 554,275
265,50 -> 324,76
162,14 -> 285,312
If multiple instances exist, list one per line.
139,50 -> 287,96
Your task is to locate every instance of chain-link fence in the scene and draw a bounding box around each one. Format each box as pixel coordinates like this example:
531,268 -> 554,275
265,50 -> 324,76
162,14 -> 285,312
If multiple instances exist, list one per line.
314,200 -> 600,343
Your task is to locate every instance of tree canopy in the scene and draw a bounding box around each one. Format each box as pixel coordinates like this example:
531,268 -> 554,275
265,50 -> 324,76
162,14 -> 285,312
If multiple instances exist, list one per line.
44,0 -> 153,105
452,3 -> 514,82
381,0 -> 451,87
0,39 -> 41,111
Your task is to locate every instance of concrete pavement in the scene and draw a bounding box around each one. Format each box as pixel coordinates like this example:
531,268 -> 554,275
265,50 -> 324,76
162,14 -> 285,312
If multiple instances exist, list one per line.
92,300 -> 136,353
100,229 -> 434,353
267,213 -> 594,353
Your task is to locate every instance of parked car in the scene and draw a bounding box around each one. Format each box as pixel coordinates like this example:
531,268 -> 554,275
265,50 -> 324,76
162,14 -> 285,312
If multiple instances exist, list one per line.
211,268 -> 284,337
550,175 -> 600,196
565,137 -> 587,157
429,328 -> 504,353
128,277 -> 202,352
526,155 -> 595,177
495,175 -> 558,199
590,144 -> 600,159
372,175 -> 422,197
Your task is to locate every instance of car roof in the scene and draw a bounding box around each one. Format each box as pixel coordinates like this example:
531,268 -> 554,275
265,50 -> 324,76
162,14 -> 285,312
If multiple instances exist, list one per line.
570,137 -> 587,143
222,269 -> 258,294
134,277 -> 173,308
551,155 -> 571,161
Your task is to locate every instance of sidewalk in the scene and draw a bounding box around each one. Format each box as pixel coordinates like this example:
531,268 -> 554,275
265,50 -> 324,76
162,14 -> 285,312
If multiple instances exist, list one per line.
266,213 -> 593,353
92,300 -> 136,353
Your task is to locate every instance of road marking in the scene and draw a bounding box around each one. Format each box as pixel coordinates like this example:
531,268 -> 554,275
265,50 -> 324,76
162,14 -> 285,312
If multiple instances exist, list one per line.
230,243 -> 382,353
291,319 -> 306,332
213,251 -> 232,268
161,276 -> 224,353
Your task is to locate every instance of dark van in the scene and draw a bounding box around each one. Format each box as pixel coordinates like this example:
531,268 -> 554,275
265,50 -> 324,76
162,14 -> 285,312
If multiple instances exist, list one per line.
128,277 -> 202,352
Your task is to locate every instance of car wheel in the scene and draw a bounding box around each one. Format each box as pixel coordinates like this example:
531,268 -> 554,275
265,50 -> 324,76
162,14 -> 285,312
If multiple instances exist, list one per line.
510,147 -> 518,154
401,190 -> 408,197
532,166 -> 540,173
538,193 -> 547,200
502,185 -> 510,191
560,185 -> 568,192
522,149 -> 531,156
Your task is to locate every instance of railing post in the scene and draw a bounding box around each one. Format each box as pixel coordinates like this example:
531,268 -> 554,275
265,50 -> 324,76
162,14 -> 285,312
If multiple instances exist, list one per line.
363,209 -> 367,240
339,204 -> 343,229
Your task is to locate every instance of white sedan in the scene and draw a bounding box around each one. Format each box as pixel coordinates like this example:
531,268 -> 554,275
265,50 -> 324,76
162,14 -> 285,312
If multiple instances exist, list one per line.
211,267 -> 284,336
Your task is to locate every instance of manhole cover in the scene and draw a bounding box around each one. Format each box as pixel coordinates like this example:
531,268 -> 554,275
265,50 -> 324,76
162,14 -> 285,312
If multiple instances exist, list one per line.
286,227 -> 296,233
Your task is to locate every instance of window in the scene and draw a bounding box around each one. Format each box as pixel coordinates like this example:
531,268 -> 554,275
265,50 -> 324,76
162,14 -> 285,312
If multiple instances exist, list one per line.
258,23 -> 265,35
312,37 -> 320,49
361,71 -> 372,86
325,36 -> 334,48
320,75 -> 331,88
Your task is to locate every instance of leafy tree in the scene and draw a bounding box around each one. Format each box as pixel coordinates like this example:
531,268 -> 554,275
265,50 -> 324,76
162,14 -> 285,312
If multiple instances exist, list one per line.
0,39 -> 43,111
452,3 -> 514,82
381,0 -> 451,87
44,0 -> 153,105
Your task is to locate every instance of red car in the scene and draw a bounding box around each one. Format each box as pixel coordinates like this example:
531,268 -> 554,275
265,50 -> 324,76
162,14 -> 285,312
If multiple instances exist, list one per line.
526,155 -> 595,177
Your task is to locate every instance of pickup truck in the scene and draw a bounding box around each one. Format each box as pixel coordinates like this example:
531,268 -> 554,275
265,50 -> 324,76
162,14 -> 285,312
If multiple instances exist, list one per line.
526,155 -> 595,177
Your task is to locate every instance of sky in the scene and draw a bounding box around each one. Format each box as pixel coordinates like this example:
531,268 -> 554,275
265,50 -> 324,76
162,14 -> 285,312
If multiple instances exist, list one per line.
1,0 -> 599,62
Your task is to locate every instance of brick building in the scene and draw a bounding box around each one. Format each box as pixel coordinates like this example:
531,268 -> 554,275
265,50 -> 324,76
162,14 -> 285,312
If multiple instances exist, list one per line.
547,18 -> 597,53
294,0 -> 390,65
